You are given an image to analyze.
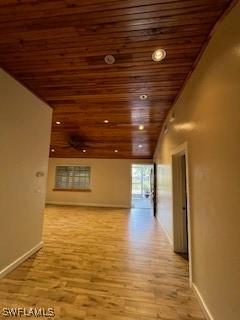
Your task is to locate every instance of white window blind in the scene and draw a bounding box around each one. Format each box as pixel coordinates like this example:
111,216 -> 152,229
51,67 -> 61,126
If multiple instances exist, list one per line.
55,166 -> 90,190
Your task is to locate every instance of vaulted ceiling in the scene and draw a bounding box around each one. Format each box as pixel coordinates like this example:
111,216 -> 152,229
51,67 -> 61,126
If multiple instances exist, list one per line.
0,0 -> 232,159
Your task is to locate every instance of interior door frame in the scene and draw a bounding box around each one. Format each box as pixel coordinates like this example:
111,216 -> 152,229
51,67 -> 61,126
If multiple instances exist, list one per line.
171,142 -> 192,286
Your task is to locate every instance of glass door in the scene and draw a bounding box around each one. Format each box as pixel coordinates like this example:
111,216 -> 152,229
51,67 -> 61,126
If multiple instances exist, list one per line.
131,164 -> 153,209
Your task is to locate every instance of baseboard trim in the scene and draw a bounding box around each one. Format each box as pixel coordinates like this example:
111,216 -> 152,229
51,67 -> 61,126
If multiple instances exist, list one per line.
46,201 -> 130,209
157,218 -> 173,246
192,283 -> 214,320
0,241 -> 43,279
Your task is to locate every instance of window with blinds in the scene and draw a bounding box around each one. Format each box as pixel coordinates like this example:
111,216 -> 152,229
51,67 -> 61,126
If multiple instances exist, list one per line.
55,166 -> 91,190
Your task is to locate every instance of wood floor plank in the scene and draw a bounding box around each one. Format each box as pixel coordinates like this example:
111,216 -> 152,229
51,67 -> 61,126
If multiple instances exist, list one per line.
0,205 -> 205,319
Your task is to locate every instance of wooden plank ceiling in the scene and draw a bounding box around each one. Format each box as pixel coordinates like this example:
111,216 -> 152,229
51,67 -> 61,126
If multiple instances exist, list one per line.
0,0 -> 232,159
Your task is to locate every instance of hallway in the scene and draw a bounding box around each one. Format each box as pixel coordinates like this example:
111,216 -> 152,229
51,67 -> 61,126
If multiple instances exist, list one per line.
0,206 -> 204,320
131,197 -> 152,209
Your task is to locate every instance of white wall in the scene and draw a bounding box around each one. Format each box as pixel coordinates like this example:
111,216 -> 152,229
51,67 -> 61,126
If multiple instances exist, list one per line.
0,69 -> 52,276
154,3 -> 240,320
46,158 -> 151,208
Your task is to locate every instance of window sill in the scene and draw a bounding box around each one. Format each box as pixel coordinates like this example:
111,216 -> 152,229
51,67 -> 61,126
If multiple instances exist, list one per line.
53,188 -> 91,192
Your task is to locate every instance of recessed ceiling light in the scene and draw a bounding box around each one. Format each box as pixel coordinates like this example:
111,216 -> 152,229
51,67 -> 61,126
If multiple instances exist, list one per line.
139,94 -> 148,100
152,48 -> 166,62
104,119 -> 109,123
51,149 -> 55,152
56,121 -> 61,125
139,125 -> 144,130
104,54 -> 115,64
138,144 -> 143,148
114,149 -> 118,153
82,149 -> 86,153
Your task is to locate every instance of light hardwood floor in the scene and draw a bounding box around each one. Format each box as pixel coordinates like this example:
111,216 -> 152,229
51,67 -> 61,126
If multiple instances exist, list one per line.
0,206 -> 205,320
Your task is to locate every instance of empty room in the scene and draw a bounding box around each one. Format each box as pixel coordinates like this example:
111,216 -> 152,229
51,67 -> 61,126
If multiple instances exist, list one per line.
0,1 -> 240,320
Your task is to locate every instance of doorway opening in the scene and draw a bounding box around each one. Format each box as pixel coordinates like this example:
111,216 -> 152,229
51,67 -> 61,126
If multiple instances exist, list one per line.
131,164 -> 153,209
172,143 -> 192,285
